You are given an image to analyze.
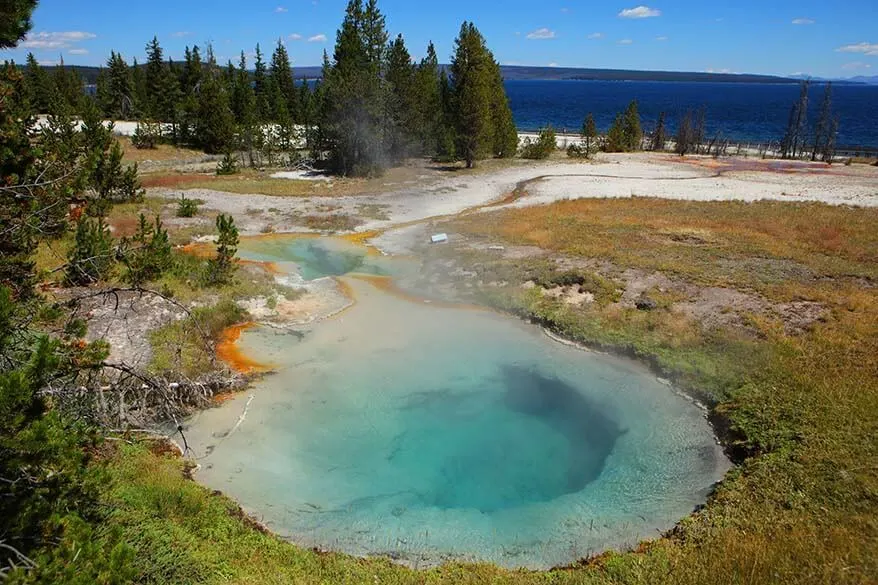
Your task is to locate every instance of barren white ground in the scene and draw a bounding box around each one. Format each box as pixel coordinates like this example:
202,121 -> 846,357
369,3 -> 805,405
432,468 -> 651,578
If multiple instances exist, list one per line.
154,153 -> 878,243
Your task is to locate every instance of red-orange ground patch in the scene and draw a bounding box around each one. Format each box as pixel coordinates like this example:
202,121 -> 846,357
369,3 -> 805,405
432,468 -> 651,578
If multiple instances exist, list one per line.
216,322 -> 270,374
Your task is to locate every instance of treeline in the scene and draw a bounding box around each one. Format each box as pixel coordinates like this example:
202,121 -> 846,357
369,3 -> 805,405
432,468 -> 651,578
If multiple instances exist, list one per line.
17,0 -> 516,175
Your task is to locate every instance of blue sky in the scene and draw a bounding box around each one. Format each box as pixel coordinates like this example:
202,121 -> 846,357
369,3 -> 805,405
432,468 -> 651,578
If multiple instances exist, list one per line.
3,0 -> 877,78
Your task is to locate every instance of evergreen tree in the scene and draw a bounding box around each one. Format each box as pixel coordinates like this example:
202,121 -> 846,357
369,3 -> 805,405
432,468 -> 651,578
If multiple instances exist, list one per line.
253,44 -> 270,123
130,57 -> 148,118
52,56 -> 82,113
0,0 -> 37,48
450,22 -> 493,168
24,52 -> 52,113
414,41 -> 442,155
385,33 -> 417,161
581,113 -> 598,156
487,57 -> 517,158
65,217 -> 114,285
120,214 -> 172,286
144,36 -> 171,120
605,100 -> 642,152
178,45 -> 203,144
104,51 -> 133,119
321,0 -> 389,176
232,51 -> 257,163
651,111 -> 667,151
269,39 -> 297,122
435,68 -> 457,160
195,45 -> 236,154
204,214 -> 239,286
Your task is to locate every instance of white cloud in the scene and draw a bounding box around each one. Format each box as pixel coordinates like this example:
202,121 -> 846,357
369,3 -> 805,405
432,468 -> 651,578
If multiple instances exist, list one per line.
618,39 -> 634,45
68,48 -> 89,55
288,33 -> 303,40
37,59 -> 60,66
171,31 -> 192,38
792,18 -> 814,25
307,34 -> 327,43
548,62 -> 559,67
706,68 -> 732,74
836,42 -> 878,56
526,28 -> 556,40
587,32 -> 604,39
20,31 -> 96,49
618,6 -> 661,19
842,62 -> 872,70
275,6 -> 288,12
560,7 -> 569,13
656,35 -> 668,41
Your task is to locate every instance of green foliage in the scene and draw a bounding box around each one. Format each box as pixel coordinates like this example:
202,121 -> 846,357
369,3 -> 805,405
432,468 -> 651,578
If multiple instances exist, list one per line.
650,111 -> 667,151
203,214 -> 239,287
215,152 -> 238,176
24,53 -> 52,113
605,100 -> 642,153
520,126 -> 556,159
0,0 -> 37,49
65,217 -> 114,286
131,119 -> 162,149
195,46 -> 236,154
321,0 -> 389,176
176,194 -> 199,218
120,214 -> 172,286
450,22 -> 492,168
148,298 -> 247,376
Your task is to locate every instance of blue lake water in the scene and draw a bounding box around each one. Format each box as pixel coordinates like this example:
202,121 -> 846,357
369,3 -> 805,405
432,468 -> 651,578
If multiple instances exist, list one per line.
186,239 -> 730,568
506,80 -> 878,149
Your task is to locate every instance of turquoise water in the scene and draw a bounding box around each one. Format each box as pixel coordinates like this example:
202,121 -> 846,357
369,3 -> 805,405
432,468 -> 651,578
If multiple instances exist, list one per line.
185,240 -> 729,568
236,237 -> 391,281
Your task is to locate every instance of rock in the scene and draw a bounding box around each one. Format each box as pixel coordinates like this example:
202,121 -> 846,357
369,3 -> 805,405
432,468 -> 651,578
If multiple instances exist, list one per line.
635,296 -> 659,311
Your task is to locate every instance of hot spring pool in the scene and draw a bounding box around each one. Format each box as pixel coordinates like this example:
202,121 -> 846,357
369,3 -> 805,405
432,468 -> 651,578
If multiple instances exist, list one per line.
185,238 -> 729,569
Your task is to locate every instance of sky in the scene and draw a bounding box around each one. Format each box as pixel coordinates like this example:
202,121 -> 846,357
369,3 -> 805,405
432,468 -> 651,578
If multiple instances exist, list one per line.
2,0 -> 877,78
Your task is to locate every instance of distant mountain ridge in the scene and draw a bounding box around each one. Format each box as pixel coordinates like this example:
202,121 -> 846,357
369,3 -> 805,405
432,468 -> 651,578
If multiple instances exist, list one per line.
30,63 -> 872,85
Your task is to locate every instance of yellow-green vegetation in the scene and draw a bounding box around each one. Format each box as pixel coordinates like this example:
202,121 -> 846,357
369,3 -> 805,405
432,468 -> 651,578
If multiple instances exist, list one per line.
147,299 -> 246,378
118,136 -> 208,165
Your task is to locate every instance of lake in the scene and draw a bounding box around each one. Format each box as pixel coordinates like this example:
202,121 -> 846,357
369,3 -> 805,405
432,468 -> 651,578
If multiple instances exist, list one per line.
505,80 -> 878,149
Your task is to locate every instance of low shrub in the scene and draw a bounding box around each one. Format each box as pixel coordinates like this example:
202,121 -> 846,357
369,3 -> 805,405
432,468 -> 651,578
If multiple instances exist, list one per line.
176,194 -> 199,218
520,126 -> 557,160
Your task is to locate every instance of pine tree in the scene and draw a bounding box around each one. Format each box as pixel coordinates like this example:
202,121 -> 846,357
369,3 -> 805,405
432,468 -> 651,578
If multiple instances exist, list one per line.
487,57 -> 517,158
232,51 -> 257,164
195,45 -> 236,154
105,51 -> 133,119
253,44 -> 270,123
24,52 -> 52,113
51,57 -> 83,113
178,45 -> 203,144
269,39 -> 297,122
606,100 -> 642,152
65,216 -> 114,285
120,214 -> 172,286
204,214 -> 239,286
450,22 -> 493,168
144,36 -> 169,120
0,0 -> 37,48
651,111 -> 667,151
581,113 -> 598,156
130,57 -> 148,118
435,69 -> 457,160
414,42 -> 442,155
385,34 -> 417,161
321,0 -> 388,176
